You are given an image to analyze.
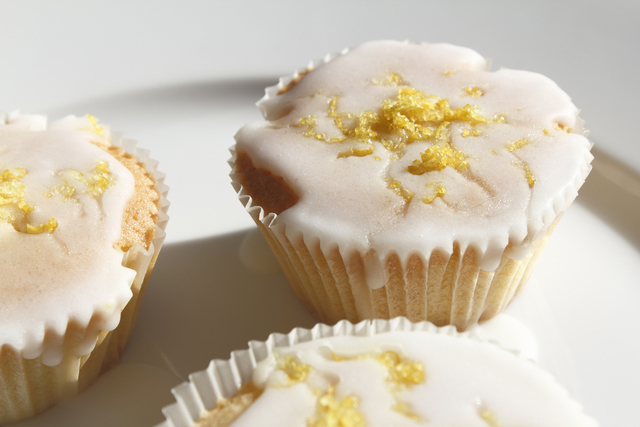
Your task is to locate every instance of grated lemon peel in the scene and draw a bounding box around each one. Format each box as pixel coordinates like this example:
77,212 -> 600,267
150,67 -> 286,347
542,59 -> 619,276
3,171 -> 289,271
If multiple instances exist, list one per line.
309,386 -> 365,427
463,86 -> 484,98
331,350 -> 425,421
296,75 -> 538,204
372,72 -> 406,87
506,138 -> 536,187
0,168 -> 56,234
277,355 -> 312,384
274,354 -> 366,426
83,114 -> 106,136
422,182 -> 447,204
479,408 -> 504,427
1,157 -> 117,235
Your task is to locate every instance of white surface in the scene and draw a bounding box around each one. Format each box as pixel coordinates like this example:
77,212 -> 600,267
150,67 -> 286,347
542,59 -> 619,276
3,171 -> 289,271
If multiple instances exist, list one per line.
1,2 -> 639,426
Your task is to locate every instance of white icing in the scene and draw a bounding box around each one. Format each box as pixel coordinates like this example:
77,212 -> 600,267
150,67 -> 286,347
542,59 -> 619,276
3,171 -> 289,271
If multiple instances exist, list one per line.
0,113 -> 136,365
234,41 -> 593,274
231,330 -> 597,427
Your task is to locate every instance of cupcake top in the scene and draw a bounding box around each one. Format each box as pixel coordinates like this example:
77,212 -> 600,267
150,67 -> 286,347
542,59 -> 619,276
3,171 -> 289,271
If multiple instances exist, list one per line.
195,326 -> 597,427
234,40 -> 593,271
0,113 -> 139,364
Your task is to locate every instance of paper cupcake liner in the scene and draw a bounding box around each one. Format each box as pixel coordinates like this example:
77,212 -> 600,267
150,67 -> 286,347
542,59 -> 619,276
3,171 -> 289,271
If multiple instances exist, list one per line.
229,42 -> 592,331
0,132 -> 170,423
157,317 -> 596,427
231,150 -> 568,330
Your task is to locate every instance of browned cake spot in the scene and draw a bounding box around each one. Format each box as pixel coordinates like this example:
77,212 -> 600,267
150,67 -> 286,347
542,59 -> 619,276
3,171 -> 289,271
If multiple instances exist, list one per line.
553,122 -> 572,133
195,382 -> 262,427
235,152 -> 299,215
277,68 -> 312,95
90,140 -> 159,251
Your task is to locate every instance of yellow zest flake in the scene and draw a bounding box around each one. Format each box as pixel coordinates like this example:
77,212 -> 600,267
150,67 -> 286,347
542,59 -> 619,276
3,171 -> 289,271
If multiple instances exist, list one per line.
372,72 -> 405,86
443,70 -> 454,76
463,86 -> 484,98
373,350 -> 426,421
85,115 -> 106,136
0,168 -> 29,206
391,402 -> 424,422
308,386 -> 365,427
422,182 -> 446,204
513,161 -> 536,188
48,181 -> 77,201
330,351 -> 426,387
85,160 -> 115,196
375,351 -> 425,388
330,350 -> 424,422
490,149 -> 497,155
506,138 -> 529,152
62,160 -> 115,197
374,156 -> 381,160
277,355 -> 312,384
543,128 -> 550,135
337,147 -> 374,159
407,143 -> 468,175
523,163 -> 536,188
447,103 -> 494,126
385,178 -> 414,203
462,128 -> 482,137
0,168 -> 57,234
26,217 -> 57,234
479,409 -> 504,427
298,114 -> 347,143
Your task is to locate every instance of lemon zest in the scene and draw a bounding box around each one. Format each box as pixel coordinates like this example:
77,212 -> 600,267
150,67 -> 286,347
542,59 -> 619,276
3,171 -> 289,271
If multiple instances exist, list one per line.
26,217 -> 57,234
463,86 -> 484,98
372,72 -> 405,86
479,409 -> 504,427
422,182 -> 447,204
506,138 -> 529,152
277,355 -> 312,384
308,386 -> 365,427
85,114 -> 105,136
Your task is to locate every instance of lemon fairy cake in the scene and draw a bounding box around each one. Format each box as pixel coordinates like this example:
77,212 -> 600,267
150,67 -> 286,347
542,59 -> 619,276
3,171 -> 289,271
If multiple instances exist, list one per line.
0,112 -> 169,422
230,40 -> 593,329
159,319 -> 598,427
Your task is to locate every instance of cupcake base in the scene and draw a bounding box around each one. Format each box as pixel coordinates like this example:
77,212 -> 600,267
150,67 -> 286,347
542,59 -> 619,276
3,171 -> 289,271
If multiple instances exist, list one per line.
251,211 -> 562,331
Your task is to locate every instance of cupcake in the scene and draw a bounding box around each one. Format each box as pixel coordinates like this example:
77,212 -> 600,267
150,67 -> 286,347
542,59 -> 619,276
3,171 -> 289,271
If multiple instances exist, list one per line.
159,318 -> 598,427
0,112 -> 169,423
230,40 -> 593,329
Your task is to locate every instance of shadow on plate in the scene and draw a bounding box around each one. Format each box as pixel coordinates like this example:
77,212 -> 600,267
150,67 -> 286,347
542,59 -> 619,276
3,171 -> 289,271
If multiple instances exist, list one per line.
10,228 -> 316,427
579,147 -> 640,252
48,77 -> 276,119
129,227 -> 319,378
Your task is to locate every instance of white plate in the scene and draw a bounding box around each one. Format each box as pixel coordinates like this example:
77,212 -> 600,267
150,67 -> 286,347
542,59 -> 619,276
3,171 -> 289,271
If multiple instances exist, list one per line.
8,79 -> 640,427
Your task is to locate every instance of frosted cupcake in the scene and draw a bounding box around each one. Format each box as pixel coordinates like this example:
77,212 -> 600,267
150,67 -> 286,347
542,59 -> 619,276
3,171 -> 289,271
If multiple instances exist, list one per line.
159,319 -> 598,427
0,112 -> 169,423
230,40 -> 593,329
